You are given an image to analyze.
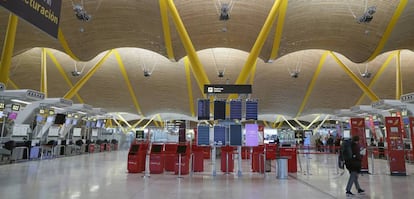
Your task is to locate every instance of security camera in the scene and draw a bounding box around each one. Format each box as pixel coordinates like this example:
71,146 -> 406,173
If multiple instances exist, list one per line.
71,71 -> 81,77
290,71 -> 299,78
143,71 -> 151,77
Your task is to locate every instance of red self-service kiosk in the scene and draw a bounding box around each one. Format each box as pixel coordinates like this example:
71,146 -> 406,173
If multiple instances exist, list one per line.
221,146 -> 235,173
350,118 -> 369,173
385,117 -> 406,176
164,143 -> 178,172
192,145 -> 204,172
150,144 -> 165,174
175,144 -> 190,175
127,142 -> 148,173
408,117 -> 414,161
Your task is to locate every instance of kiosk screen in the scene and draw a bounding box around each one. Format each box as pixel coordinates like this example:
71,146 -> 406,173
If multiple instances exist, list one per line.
177,145 -> 187,154
151,145 -> 163,153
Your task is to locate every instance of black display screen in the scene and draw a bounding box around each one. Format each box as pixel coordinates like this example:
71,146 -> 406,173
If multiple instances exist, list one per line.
214,100 -> 226,120
54,114 -> 66,124
129,144 -> 140,154
151,145 -> 163,153
177,145 -> 187,154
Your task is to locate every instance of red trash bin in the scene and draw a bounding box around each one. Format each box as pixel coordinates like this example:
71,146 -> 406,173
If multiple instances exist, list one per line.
221,146 -> 235,173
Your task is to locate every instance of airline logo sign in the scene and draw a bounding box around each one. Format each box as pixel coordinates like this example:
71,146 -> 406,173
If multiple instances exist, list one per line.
386,118 -> 399,126
0,0 -> 62,38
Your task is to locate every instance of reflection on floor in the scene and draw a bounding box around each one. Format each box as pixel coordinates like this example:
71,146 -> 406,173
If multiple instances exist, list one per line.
0,150 -> 413,199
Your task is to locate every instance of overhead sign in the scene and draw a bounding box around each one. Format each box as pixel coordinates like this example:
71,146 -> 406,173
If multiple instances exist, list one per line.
401,93 -> 414,103
0,0 -> 62,38
204,84 -> 252,94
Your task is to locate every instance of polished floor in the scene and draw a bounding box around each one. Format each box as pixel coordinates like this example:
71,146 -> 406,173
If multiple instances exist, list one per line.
0,150 -> 413,199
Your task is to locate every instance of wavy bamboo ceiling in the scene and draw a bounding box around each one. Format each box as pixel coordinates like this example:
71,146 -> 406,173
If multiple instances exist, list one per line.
1,0 -> 414,122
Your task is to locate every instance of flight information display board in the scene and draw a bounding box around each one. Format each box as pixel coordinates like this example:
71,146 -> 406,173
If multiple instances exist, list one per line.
197,125 -> 210,146
230,100 -> 242,120
197,99 -> 210,120
214,100 -> 226,120
214,125 -> 226,146
245,100 -> 258,120
229,124 -> 242,146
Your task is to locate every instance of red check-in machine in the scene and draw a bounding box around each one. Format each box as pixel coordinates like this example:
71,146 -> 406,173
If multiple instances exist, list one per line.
350,118 -> 369,173
221,146 -> 235,173
127,142 -> 148,173
150,144 -> 164,174
385,117 -> 406,176
408,117 -> 414,161
192,145 -> 204,172
164,143 -> 178,172
175,144 -> 190,175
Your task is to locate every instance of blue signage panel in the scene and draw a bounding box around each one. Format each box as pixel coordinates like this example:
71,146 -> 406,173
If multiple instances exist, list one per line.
0,0 -> 62,38
197,99 -> 210,120
197,126 -> 210,146
245,100 -> 258,120
214,125 -> 226,146
230,100 -> 242,120
229,124 -> 242,146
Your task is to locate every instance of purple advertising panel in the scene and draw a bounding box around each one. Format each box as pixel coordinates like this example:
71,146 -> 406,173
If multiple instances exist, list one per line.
245,124 -> 258,146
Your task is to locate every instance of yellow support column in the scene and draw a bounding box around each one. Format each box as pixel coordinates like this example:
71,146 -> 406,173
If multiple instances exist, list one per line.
6,79 -> 18,89
159,0 -> 175,60
296,51 -> 329,118
235,0 -> 283,84
0,14 -> 18,83
269,0 -> 289,61
64,50 -> 113,99
40,48 -> 48,97
366,0 -> 408,61
166,0 -> 210,92
114,50 -> 143,116
396,50 -> 402,99
330,52 -> 379,102
46,49 -> 84,103
355,52 -> 397,105
184,57 -> 196,117
58,28 -> 80,61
